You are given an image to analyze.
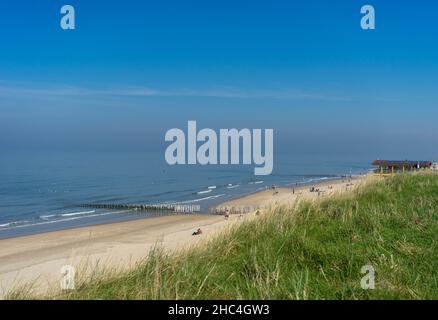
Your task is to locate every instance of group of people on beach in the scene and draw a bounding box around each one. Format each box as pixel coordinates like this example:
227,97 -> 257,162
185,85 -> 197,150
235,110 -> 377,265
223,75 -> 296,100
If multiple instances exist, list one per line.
193,178 -> 358,236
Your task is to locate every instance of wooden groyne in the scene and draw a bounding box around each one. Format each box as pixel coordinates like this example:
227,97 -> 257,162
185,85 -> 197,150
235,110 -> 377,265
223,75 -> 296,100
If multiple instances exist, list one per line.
78,203 -> 201,214
210,206 -> 260,215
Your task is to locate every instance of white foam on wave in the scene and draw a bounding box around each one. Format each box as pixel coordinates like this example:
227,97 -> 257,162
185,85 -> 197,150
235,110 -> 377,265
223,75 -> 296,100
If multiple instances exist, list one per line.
39,210 -> 95,220
305,177 -> 331,184
0,219 -> 31,229
226,184 -> 240,189
177,194 -> 225,204
0,210 -> 131,231
60,210 -> 96,217
197,189 -> 212,194
40,214 -> 56,219
249,180 -> 264,185
208,186 -> 217,189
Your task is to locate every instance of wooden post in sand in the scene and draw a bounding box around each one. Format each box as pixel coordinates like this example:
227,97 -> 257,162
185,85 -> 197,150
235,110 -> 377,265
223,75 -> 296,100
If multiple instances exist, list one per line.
77,203 -> 200,214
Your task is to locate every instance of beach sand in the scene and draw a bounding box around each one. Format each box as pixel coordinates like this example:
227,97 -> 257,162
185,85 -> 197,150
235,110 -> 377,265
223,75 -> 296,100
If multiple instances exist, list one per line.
0,174 -> 369,298
213,175 -> 366,211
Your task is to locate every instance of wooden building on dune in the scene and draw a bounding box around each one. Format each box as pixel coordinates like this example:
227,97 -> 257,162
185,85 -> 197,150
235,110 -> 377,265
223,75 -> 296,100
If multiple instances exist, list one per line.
372,160 -> 433,176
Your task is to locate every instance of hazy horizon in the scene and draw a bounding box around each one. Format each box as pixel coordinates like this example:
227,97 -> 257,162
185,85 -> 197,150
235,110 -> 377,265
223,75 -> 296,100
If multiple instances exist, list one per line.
1,0 -> 437,160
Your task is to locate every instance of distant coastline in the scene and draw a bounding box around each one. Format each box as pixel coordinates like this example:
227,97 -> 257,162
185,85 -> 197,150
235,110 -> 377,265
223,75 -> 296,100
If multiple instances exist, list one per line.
0,167 -> 369,240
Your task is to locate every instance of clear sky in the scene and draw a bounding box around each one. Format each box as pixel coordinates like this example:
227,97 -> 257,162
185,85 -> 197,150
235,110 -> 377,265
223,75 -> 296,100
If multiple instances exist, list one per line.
1,0 -> 437,160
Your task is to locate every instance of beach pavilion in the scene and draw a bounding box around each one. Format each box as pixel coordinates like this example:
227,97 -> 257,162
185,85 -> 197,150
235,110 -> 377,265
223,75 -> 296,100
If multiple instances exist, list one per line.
372,160 -> 433,176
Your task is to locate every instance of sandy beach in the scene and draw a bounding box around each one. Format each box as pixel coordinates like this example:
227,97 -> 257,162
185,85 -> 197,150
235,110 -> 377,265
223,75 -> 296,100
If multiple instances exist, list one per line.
0,174 -> 369,298
213,175 -> 365,212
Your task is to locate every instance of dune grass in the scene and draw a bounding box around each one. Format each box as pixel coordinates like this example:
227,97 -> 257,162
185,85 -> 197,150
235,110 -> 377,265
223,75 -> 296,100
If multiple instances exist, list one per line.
14,173 -> 438,300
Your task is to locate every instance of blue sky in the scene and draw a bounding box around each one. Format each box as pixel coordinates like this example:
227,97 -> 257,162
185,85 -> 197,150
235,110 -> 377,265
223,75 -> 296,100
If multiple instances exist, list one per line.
1,0 -> 437,159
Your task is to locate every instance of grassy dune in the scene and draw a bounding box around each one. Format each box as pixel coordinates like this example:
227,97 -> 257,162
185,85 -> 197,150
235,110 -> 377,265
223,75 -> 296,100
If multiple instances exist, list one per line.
17,173 -> 438,299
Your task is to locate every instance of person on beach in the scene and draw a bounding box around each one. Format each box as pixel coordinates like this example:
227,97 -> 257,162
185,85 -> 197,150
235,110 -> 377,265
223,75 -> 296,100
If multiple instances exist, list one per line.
224,209 -> 230,220
192,228 -> 203,236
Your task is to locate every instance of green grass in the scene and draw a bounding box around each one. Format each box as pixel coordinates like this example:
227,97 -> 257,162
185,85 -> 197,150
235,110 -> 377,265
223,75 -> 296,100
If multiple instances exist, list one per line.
15,173 -> 438,299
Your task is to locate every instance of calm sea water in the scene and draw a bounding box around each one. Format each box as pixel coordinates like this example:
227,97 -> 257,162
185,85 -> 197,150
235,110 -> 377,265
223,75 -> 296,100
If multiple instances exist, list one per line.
0,151 -> 370,238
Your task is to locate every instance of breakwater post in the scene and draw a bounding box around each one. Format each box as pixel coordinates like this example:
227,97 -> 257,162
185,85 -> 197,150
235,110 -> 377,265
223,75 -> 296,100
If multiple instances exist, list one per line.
77,203 -> 201,214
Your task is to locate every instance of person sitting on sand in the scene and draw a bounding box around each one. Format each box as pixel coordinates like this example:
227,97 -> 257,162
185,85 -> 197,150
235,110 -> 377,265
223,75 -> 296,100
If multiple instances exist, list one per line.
192,228 -> 203,236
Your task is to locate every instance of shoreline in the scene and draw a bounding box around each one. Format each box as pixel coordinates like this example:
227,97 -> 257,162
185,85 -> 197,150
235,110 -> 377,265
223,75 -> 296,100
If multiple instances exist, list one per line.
211,173 -> 365,213
0,175 -> 356,239
0,173 -> 367,240
0,173 -> 370,298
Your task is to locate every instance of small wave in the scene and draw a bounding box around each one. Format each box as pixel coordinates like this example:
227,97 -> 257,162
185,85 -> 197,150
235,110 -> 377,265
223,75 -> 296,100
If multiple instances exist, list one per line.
0,210 -> 131,230
306,177 -> 331,183
60,210 -> 95,217
0,220 -> 31,229
40,214 -> 56,219
249,181 -> 264,185
39,210 -> 96,220
197,189 -> 212,194
177,194 -> 225,204
148,187 -> 197,198
226,184 -> 240,189
208,186 -> 217,189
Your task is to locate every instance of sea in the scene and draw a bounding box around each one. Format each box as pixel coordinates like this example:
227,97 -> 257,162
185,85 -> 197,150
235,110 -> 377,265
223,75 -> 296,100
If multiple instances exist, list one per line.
0,151 -> 371,239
